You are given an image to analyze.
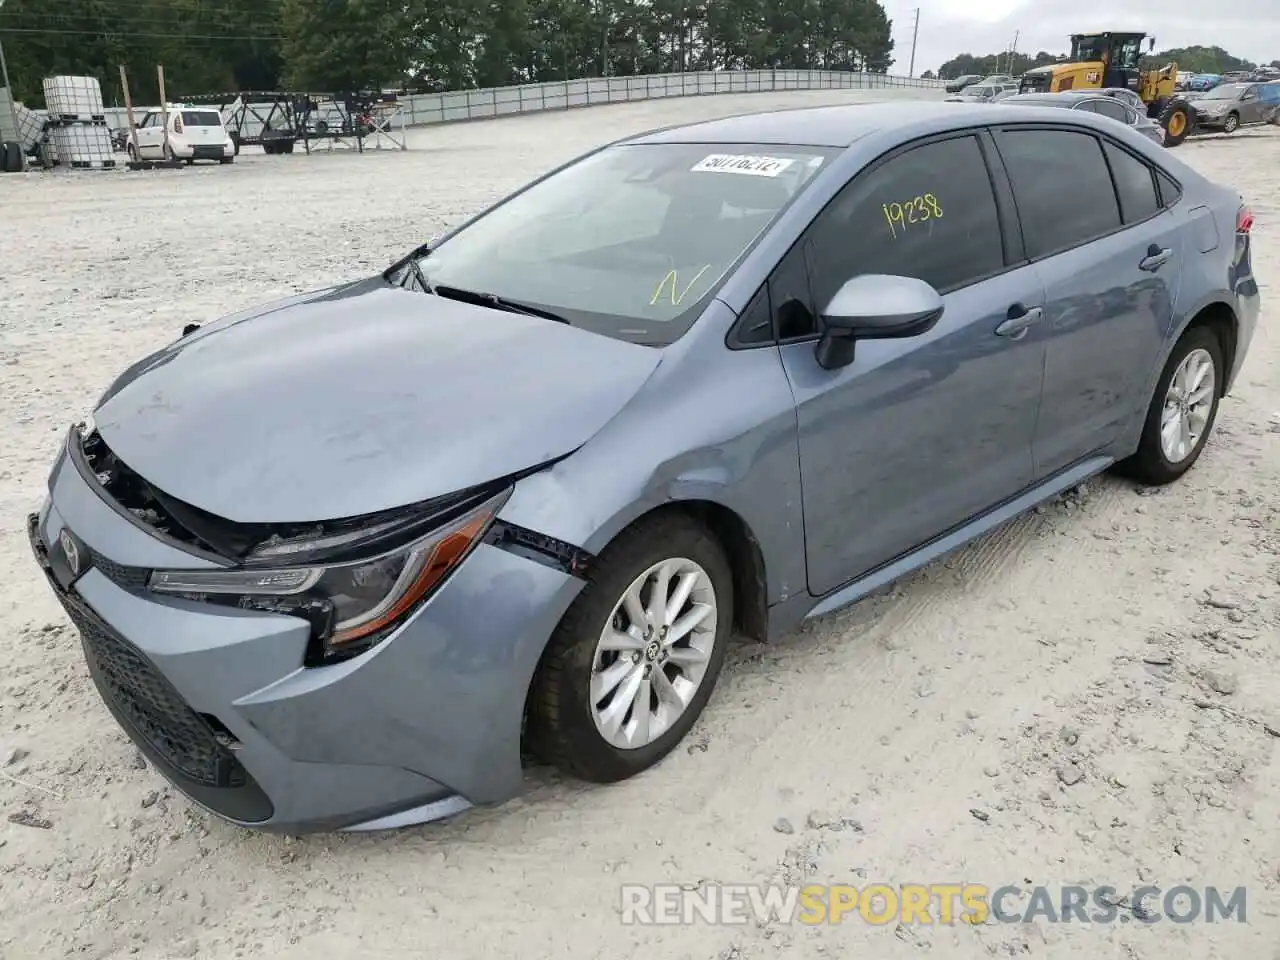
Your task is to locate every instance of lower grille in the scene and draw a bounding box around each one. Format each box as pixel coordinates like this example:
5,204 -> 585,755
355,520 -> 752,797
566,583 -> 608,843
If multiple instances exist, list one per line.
60,595 -> 242,788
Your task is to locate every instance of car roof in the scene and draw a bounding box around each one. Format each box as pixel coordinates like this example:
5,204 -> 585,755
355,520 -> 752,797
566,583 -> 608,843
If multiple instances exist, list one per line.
1001,92 -> 1107,105
624,99 -> 1144,148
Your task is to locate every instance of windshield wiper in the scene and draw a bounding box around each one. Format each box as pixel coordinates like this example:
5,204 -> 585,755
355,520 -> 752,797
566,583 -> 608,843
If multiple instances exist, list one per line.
431,285 -> 572,326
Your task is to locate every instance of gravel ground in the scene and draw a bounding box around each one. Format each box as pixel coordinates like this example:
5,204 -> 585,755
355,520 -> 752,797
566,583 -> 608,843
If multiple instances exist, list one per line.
0,90 -> 1277,960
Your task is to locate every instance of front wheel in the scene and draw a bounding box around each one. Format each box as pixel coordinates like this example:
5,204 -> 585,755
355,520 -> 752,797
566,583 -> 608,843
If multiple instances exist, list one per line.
526,514 -> 732,782
1117,327 -> 1223,486
1159,99 -> 1192,147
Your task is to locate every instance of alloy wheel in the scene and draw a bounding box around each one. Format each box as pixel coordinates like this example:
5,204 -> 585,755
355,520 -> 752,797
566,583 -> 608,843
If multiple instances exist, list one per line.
590,557 -> 718,750
1160,347 -> 1216,464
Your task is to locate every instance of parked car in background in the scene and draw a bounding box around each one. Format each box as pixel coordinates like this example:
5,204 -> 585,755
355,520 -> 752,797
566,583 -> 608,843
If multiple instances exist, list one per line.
1187,74 -> 1222,92
29,100 -> 1259,834
1101,87 -> 1147,113
944,74 -> 984,93
127,105 -> 235,164
998,91 -> 1167,145
1258,81 -> 1280,121
945,83 -> 1011,104
1188,82 -> 1279,133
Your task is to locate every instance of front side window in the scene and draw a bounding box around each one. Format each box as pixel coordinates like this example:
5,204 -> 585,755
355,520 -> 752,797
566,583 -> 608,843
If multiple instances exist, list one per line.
412,142 -> 835,345
995,128 -> 1121,259
1198,83 -> 1246,101
805,134 -> 1005,314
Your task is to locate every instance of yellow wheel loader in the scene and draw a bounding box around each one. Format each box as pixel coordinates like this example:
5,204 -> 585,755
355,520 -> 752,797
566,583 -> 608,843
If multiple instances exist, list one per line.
1018,32 -> 1194,146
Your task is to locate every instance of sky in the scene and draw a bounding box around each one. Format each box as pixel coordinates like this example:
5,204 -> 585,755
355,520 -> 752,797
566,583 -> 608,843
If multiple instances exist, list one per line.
880,0 -> 1280,75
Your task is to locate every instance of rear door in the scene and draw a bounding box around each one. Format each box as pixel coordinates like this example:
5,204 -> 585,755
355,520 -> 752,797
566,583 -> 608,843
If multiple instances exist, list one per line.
992,124 -> 1182,476
775,132 -> 1047,595
180,110 -> 225,146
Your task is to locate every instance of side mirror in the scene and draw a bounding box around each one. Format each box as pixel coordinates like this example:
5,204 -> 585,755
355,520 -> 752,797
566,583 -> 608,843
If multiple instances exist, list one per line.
815,274 -> 944,370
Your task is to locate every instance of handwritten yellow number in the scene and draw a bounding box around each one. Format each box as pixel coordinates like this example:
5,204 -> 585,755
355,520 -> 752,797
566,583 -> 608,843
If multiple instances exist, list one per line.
884,194 -> 943,239
651,270 -> 678,306
650,264 -> 711,307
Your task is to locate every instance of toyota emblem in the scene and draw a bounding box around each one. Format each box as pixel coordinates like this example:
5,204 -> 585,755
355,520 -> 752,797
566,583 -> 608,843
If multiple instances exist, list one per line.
60,530 -> 81,577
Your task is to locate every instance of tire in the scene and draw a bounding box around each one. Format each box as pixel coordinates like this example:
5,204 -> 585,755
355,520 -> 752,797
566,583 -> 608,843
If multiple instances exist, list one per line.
525,514 -> 733,783
2,141 -> 21,173
1223,112 -> 1240,133
1117,326 -> 1224,486
220,157 -> 234,164
1159,99 -> 1192,147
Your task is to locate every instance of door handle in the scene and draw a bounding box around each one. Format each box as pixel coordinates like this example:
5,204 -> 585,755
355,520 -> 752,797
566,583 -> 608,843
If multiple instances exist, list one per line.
1139,246 -> 1172,271
995,306 -> 1043,339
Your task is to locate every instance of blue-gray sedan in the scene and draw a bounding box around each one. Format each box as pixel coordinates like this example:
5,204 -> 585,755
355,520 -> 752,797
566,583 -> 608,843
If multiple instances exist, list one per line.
29,101 -> 1260,833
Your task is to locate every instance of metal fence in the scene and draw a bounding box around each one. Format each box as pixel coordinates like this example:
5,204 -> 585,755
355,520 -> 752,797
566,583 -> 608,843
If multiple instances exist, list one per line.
98,68 -> 941,132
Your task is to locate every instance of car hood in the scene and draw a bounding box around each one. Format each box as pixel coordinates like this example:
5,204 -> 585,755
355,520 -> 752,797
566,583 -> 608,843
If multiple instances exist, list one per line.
92,278 -> 663,523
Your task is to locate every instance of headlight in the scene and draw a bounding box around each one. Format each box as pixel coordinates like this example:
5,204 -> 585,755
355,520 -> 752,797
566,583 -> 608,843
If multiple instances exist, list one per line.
149,487 -> 511,662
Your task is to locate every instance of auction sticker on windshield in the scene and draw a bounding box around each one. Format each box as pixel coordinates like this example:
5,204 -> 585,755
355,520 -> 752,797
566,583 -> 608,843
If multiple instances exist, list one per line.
692,154 -> 795,177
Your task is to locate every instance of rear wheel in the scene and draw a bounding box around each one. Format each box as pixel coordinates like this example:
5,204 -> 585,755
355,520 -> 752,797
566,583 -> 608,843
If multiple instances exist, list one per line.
526,514 -> 732,782
1117,326 -> 1223,486
1223,112 -> 1240,133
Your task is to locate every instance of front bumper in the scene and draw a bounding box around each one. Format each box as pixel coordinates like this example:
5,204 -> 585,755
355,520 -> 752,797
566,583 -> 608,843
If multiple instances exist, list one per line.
29,438 -> 583,833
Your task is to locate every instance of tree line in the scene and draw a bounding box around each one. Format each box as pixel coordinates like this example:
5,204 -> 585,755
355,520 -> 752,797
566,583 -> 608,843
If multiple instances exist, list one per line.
936,45 -> 1279,80
0,0 -> 895,106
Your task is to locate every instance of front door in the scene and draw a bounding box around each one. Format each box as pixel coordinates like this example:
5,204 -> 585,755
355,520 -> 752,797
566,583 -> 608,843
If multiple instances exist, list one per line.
1238,86 -> 1264,124
777,133 -> 1047,596
134,113 -> 162,158
991,126 -> 1182,475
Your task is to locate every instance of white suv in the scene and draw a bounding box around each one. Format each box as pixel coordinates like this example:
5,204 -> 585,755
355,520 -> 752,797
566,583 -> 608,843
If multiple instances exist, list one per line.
128,106 -> 235,164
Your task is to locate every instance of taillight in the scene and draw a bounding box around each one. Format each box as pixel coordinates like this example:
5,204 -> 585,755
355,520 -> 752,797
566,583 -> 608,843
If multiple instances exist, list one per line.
1237,204 -> 1254,234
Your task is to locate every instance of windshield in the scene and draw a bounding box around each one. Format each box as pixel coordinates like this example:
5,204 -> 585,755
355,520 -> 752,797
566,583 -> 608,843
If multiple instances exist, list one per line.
964,86 -> 995,97
1199,84 -> 1246,100
1071,35 -> 1107,61
406,142 -> 834,345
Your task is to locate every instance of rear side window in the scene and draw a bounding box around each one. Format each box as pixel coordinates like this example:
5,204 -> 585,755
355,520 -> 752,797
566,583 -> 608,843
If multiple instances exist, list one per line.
805,135 -> 1005,308
996,129 -> 1121,259
1089,99 -> 1128,122
1103,142 -> 1160,223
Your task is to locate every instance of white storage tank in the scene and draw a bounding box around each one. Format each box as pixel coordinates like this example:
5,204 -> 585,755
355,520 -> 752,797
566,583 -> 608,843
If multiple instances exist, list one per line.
51,122 -> 115,168
43,75 -> 106,120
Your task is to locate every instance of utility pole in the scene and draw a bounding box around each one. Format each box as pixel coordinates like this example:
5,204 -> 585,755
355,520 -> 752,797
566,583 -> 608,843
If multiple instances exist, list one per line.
908,8 -> 920,78
0,0 -> 25,171
1009,30 -> 1020,73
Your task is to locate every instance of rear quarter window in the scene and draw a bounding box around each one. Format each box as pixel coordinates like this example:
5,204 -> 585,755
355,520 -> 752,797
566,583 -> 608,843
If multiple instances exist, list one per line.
1102,142 -> 1160,224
